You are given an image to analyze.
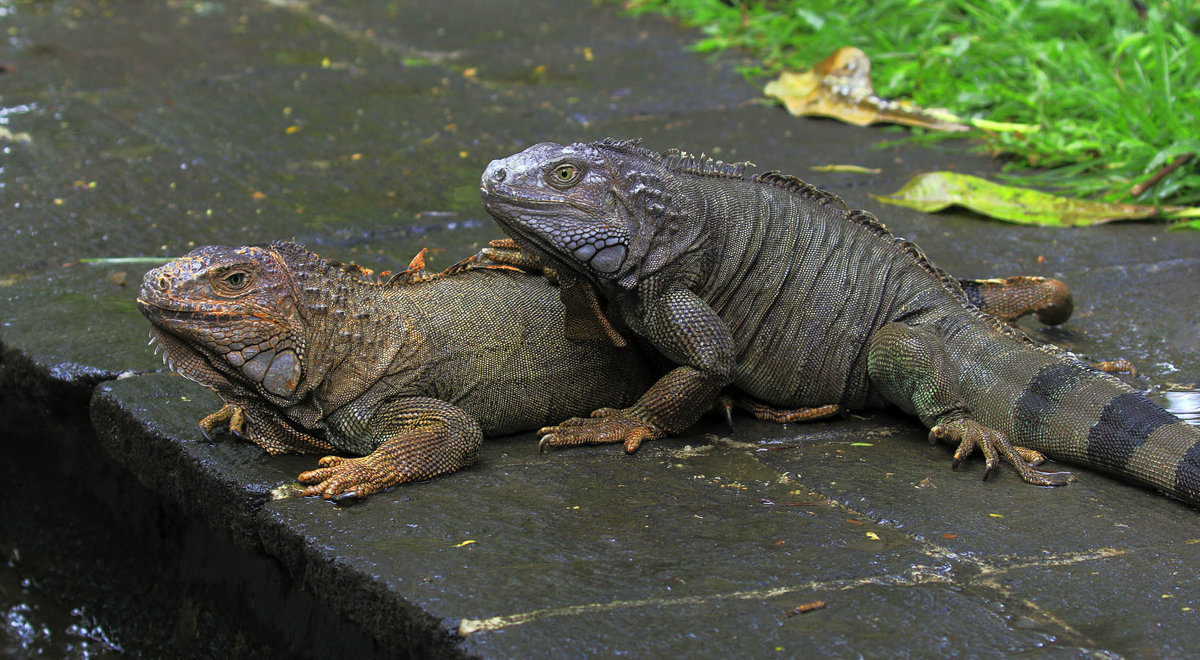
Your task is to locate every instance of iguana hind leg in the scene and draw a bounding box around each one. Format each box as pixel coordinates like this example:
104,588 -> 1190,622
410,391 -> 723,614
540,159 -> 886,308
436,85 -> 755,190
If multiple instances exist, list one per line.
958,276 -> 1073,325
868,322 -> 1072,486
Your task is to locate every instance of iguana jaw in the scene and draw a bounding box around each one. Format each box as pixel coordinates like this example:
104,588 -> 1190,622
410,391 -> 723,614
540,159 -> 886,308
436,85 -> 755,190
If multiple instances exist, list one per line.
141,319 -> 235,392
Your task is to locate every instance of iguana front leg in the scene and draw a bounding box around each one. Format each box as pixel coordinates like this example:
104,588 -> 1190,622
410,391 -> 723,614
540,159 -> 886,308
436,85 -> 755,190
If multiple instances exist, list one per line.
197,402 -> 333,454
539,288 -> 735,453
867,322 -> 1073,486
297,397 -> 483,499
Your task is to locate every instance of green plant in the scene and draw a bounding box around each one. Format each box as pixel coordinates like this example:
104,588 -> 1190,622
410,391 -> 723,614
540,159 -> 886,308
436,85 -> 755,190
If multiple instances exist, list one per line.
623,0 -> 1200,207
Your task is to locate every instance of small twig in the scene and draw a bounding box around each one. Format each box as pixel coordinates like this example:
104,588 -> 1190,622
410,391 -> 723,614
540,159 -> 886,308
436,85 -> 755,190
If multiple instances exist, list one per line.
782,600 -> 826,618
1131,153 -> 1194,197
759,497 -> 826,507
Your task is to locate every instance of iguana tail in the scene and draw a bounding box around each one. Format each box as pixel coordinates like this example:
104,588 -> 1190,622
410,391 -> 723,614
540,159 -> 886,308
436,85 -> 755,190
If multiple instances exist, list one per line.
970,340 -> 1200,506
870,308 -> 1198,506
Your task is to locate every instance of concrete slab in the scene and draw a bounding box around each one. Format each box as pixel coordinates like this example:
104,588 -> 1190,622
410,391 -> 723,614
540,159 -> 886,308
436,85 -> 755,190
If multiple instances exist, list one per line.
2,0 -> 1198,657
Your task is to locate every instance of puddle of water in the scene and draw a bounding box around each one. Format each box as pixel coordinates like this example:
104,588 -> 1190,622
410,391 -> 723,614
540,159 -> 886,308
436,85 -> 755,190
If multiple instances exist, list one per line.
1,554 -> 122,659
1164,389 -> 1200,425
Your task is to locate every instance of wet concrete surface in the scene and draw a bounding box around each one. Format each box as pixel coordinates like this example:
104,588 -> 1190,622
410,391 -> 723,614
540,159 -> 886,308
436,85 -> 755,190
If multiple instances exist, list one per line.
1,0 -> 1199,657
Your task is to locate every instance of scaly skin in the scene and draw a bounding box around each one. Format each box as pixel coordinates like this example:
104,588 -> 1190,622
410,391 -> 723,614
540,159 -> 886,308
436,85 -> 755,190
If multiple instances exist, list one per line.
137,241 -> 653,499
481,138 -> 1200,507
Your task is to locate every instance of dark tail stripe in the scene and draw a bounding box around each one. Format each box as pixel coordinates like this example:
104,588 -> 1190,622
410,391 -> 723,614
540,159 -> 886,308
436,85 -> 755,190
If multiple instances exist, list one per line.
1176,439 -> 1200,503
1085,392 -> 1179,471
1011,362 -> 1092,444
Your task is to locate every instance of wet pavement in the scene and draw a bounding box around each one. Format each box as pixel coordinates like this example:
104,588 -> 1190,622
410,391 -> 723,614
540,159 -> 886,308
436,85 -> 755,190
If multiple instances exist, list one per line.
2,0 -> 1199,657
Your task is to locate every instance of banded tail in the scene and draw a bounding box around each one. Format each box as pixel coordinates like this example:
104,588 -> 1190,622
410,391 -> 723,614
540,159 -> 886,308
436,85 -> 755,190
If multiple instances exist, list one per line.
968,339 -> 1200,506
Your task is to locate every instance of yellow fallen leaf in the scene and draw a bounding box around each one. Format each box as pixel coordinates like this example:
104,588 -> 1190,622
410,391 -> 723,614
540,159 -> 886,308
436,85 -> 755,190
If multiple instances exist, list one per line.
874,172 -> 1200,227
811,164 -> 881,174
764,47 -> 969,132
453,540 -> 476,548
865,531 -> 881,541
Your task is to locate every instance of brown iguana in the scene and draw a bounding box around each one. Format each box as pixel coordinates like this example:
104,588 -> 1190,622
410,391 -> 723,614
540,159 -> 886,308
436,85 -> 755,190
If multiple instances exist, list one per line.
136,240 -> 1073,499
479,138 -> 1200,507
136,241 -> 654,499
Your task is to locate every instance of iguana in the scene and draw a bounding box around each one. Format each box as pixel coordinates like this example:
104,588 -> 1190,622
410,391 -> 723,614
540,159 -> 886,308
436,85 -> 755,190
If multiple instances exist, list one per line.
136,240 -> 1074,499
136,241 -> 654,499
479,138 -> 1200,507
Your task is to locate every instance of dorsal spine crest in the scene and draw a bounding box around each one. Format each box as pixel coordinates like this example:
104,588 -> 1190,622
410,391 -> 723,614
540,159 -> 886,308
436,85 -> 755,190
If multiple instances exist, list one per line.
662,149 -> 749,179
752,171 -> 848,210
270,240 -> 501,290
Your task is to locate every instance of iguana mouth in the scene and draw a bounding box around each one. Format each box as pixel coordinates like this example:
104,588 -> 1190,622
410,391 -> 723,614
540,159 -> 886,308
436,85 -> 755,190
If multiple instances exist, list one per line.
480,181 -> 605,216
137,297 -> 251,324
480,183 -> 572,208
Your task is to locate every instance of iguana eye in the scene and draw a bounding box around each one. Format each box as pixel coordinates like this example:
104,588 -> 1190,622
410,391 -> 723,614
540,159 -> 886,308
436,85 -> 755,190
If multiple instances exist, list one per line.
548,163 -> 582,187
220,271 -> 249,290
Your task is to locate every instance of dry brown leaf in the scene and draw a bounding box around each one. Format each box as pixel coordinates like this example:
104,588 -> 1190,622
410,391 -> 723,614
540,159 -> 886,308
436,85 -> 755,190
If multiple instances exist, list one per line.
764,47 -> 969,132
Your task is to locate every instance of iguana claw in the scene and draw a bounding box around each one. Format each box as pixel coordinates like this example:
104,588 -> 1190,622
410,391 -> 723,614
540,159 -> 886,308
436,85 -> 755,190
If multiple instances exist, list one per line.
197,404 -> 246,441
537,409 -> 665,454
931,418 -> 1074,487
297,454 -> 387,499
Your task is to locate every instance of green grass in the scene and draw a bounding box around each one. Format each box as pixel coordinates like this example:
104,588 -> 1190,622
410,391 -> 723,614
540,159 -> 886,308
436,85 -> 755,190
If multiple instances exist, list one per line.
621,0 -> 1200,207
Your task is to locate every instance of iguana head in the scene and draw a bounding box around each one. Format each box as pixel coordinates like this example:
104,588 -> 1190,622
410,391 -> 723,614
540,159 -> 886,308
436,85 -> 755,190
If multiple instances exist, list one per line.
480,138 -> 667,289
481,138 -> 745,291
137,244 -> 308,402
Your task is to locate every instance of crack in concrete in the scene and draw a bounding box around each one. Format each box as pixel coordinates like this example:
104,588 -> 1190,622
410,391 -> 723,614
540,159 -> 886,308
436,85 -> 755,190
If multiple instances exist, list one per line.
457,563 -> 955,636
457,543 -> 1154,642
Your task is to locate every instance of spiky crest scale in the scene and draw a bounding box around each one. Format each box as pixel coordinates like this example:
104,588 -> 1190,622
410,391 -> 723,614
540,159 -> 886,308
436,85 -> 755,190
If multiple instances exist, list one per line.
268,240 -> 507,290
596,137 -> 651,156
752,171 -> 847,209
663,149 -> 749,179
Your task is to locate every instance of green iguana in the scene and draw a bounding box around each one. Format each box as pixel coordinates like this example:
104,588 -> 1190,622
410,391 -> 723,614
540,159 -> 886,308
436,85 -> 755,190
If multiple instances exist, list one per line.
136,240 -> 1073,499
480,138 -> 1200,507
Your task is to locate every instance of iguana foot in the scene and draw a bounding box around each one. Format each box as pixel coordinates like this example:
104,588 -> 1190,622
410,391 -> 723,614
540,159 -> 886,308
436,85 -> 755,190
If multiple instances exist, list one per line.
297,423 -> 478,500
930,417 -> 1073,486
198,404 -> 246,441
297,455 -> 390,500
538,409 -> 666,454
